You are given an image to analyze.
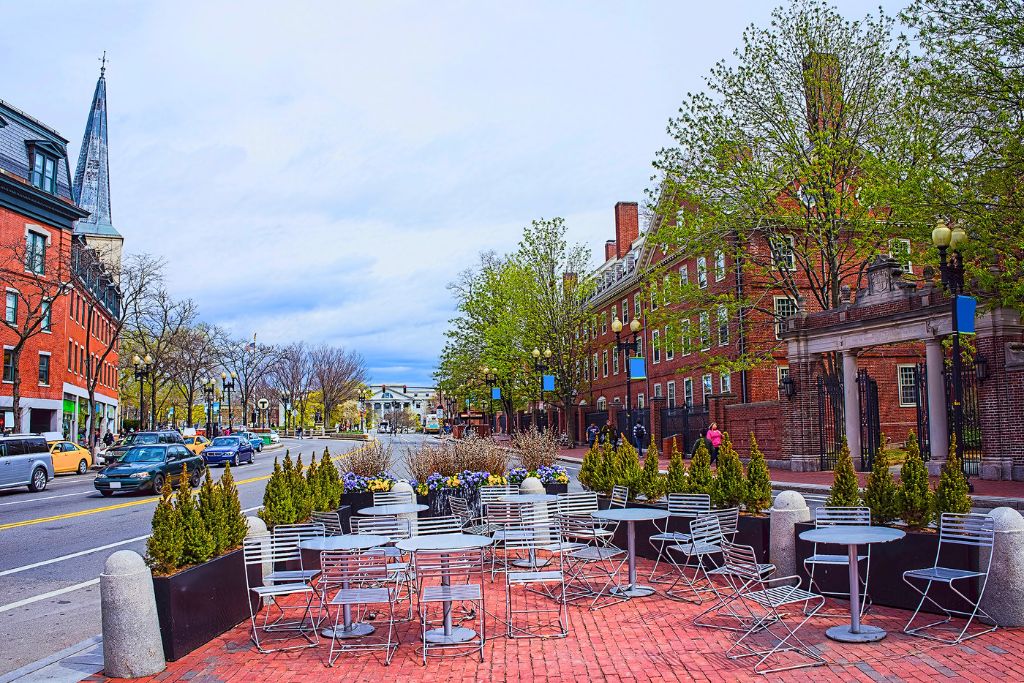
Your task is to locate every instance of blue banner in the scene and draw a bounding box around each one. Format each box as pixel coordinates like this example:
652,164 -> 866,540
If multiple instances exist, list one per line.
956,295 -> 977,334
542,374 -> 555,392
629,357 -> 647,380
491,387 -> 501,400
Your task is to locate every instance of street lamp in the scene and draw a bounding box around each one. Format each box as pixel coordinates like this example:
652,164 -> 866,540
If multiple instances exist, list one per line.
612,317 -> 642,435
221,371 -> 236,434
202,377 -> 217,437
932,220 -> 971,489
531,347 -> 552,431
280,390 -> 291,434
133,354 -> 153,430
482,366 -> 498,433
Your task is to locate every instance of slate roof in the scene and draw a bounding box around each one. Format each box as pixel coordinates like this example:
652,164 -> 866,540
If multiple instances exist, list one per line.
0,98 -> 75,202
72,69 -> 120,238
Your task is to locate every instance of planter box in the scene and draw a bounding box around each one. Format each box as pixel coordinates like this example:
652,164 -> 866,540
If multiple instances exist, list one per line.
544,483 -> 569,495
736,514 -> 770,563
153,549 -> 258,662
794,522 -> 982,614
340,491 -> 374,518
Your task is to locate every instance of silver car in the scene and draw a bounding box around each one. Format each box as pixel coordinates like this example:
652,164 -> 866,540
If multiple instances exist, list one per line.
0,435 -> 55,492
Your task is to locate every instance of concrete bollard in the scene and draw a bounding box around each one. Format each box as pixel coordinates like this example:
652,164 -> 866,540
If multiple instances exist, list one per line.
100,550 -> 165,678
519,477 -> 550,543
245,516 -> 271,582
769,491 -> 810,578
519,477 -> 544,495
981,507 -> 1024,626
392,481 -> 418,534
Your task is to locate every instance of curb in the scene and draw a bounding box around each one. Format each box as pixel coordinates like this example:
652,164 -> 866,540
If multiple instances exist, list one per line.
0,635 -> 102,683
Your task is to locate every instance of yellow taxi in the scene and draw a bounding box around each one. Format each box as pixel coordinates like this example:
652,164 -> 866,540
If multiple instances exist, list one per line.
183,435 -> 211,456
49,440 -> 93,475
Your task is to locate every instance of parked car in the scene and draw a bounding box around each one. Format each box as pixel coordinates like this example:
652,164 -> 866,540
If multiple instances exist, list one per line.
93,444 -> 204,496
268,430 -> 280,443
101,431 -> 186,466
48,440 -> 93,475
183,435 -> 210,456
202,436 -> 255,467
0,434 -> 54,492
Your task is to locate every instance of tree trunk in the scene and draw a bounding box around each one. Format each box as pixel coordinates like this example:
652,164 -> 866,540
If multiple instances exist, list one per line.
10,347 -> 22,433
562,392 -> 577,445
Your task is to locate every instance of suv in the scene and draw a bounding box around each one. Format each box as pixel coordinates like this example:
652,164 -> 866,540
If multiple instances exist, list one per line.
0,435 -> 55,492
100,431 -> 185,466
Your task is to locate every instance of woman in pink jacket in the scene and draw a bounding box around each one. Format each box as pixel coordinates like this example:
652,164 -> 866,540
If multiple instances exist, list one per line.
706,422 -> 723,464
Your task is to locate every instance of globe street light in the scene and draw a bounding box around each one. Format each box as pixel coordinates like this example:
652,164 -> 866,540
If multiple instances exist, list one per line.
221,371 -> 236,434
133,354 -> 153,430
482,366 -> 498,433
280,390 -> 291,434
531,347 -> 552,431
202,377 -> 217,437
612,317 -> 642,436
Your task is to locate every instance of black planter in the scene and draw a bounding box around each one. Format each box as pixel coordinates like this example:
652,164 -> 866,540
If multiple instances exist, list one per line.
340,491 -> 374,517
544,483 -> 569,495
735,515 -> 771,563
794,522 -> 982,614
153,549 -> 258,662
336,505 -> 352,534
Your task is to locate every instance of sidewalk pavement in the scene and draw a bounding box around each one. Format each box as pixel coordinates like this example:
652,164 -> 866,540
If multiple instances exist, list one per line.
0,637 -> 102,683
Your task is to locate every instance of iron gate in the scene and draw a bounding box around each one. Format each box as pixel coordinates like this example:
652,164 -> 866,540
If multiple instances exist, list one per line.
945,360 -> 982,476
913,362 -> 931,459
617,408 -> 650,448
857,369 -> 881,471
660,404 -> 710,456
817,375 -> 845,470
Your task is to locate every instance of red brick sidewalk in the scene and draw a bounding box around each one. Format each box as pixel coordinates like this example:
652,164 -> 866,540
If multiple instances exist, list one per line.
87,557 -> 1024,683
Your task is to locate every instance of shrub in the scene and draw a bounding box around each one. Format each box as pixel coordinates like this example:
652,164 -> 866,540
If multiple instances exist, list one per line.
511,427 -> 559,470
319,449 -> 343,509
898,431 -> 932,530
862,443 -> 899,525
146,476 -> 182,575
178,463 -> 215,566
935,433 -> 971,524
640,441 -> 664,501
197,468 -> 226,555
219,463 -> 248,549
259,456 -> 296,529
745,433 -> 772,514
712,433 -> 747,508
578,443 -> 602,492
305,454 -> 323,512
689,439 -> 714,496
826,438 -> 860,507
615,440 -> 643,496
666,440 -> 689,494
348,441 -> 395,476
291,454 -> 312,522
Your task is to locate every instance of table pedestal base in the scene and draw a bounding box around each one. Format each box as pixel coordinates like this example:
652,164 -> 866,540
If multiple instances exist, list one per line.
826,624 -> 886,643
611,584 -> 657,598
424,626 -> 476,644
324,622 -> 375,639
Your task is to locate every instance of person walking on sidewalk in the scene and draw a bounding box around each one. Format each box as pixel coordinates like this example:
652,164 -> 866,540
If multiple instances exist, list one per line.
706,422 -> 723,464
598,420 -> 614,447
632,421 -> 647,458
587,423 -> 599,449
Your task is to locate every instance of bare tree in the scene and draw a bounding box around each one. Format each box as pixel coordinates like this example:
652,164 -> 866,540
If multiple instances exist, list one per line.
272,342 -> 312,427
222,335 -> 282,428
0,231 -> 74,431
165,323 -> 225,430
309,344 -> 368,429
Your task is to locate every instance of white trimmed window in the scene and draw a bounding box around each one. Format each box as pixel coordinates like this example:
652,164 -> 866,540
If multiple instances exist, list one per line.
897,364 -> 917,407
774,296 -> 798,339
611,304 -> 617,325
601,312 -> 608,335
602,350 -> 608,377
634,294 -> 641,319
771,235 -> 796,271
665,327 -> 674,360
38,352 -> 50,386
889,238 -> 913,273
26,231 -> 47,275
2,347 -> 12,383
637,393 -> 645,409
593,353 -> 599,378
714,249 -> 726,281
4,291 -> 17,324
699,311 -> 711,350
621,298 -> 630,324
612,348 -> 620,375
720,372 -> 731,394
777,366 -> 790,398
702,373 -> 713,402
679,263 -> 689,285
717,305 -> 729,346
681,318 -> 692,356
667,381 -> 676,408
697,257 -> 708,288
653,383 -> 663,398
652,329 -> 661,363
683,378 -> 694,407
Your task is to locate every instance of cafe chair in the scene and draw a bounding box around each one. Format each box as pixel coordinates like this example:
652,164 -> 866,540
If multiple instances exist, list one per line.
373,490 -> 414,506
322,551 -> 401,666
242,535 -> 320,653
449,496 -> 493,535
311,510 -> 345,536
557,513 -> 627,610
267,522 -> 326,585
503,521 -> 568,639
610,485 -> 629,509
649,493 -> 711,582
412,548 -> 487,664
414,515 -> 463,536
903,512 -> 997,645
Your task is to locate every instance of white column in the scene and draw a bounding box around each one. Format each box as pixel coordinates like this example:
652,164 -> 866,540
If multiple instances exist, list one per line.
842,350 -> 861,462
925,337 -> 949,467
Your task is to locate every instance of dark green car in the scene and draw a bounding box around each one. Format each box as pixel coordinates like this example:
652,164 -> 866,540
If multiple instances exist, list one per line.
94,443 -> 206,496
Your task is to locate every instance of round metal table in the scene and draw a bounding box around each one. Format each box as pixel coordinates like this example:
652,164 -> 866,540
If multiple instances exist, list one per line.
395,533 -> 493,644
299,534 -> 389,639
500,494 -> 558,568
799,525 -> 905,643
593,508 -> 670,598
357,503 -> 429,516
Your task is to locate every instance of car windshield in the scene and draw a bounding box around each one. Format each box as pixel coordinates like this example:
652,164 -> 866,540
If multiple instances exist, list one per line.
184,437 -> 195,444
121,446 -> 166,463
211,437 -> 238,447
125,434 -> 159,445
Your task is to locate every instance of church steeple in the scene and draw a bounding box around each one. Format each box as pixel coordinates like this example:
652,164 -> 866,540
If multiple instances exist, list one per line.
73,53 -> 121,242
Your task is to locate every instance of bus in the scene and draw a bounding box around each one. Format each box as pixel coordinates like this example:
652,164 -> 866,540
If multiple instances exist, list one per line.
424,414 -> 440,434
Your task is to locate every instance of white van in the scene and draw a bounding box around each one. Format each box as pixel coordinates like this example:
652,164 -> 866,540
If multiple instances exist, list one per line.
0,434 -> 55,492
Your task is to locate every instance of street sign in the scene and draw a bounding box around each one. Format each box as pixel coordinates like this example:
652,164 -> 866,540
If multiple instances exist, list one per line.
629,357 -> 647,380
542,374 -> 555,392
491,387 -> 501,400
257,398 -> 269,409
212,402 -> 220,413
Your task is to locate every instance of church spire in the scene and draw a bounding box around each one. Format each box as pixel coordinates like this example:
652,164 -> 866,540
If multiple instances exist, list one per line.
73,54 -> 120,239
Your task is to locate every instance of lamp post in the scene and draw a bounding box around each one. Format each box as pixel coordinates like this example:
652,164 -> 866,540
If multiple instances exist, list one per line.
482,366 -> 497,433
221,371 -> 236,434
531,347 -> 552,431
612,317 -> 642,436
280,391 -> 291,434
202,378 -> 216,437
932,220 -> 970,488
133,354 -> 153,430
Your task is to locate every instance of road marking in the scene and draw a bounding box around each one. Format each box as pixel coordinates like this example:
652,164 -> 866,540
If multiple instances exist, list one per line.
0,579 -> 100,613
0,444 -> 367,532
0,491 -> 91,507
0,535 -> 151,577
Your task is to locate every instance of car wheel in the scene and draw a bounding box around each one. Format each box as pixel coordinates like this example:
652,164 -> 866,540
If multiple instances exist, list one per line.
100,489 -> 113,497
232,454 -> 239,468
28,467 -> 48,492
77,459 -> 89,475
189,469 -> 201,488
152,474 -> 165,493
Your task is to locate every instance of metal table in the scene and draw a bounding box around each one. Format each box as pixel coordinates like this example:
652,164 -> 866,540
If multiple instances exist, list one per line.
799,525 -> 905,643
395,533 -> 493,644
500,493 -> 558,568
357,503 -> 429,516
299,534 -> 389,639
593,507 -> 670,598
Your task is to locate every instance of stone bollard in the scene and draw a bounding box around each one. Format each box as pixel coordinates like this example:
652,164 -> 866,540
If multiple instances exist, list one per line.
519,477 -> 550,544
980,507 -> 1024,626
245,516 -> 271,582
392,481 -> 418,534
769,491 -> 810,578
519,477 -> 544,495
100,550 -> 165,678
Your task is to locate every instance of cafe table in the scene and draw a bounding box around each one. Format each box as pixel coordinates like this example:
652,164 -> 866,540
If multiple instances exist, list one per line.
798,525 -> 906,642
299,534 -> 389,638
592,507 -> 670,598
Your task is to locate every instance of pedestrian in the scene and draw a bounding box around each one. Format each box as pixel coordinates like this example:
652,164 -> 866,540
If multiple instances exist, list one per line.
103,431 -> 114,447
598,420 -> 613,447
632,421 -> 647,458
706,422 -> 723,465
297,425 -> 303,439
587,423 -> 598,449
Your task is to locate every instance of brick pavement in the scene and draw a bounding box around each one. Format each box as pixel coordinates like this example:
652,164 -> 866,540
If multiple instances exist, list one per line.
86,556 -> 1024,683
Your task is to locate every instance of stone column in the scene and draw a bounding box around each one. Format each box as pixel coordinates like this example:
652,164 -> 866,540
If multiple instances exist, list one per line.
975,308 -> 1024,480
842,349 -> 861,464
780,348 -> 822,472
980,507 -> 1024,626
100,551 -> 165,678
925,337 -> 949,475
649,396 -> 666,454
770,491 -> 810,577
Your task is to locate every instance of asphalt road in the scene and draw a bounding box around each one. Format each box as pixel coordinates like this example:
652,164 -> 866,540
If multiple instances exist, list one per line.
0,433 -> 432,676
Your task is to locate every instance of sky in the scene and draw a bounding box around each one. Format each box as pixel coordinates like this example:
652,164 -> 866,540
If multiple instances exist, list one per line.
2,0 -> 902,386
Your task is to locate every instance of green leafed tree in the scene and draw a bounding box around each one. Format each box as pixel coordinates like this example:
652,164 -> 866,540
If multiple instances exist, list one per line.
826,438 -> 861,507
146,476 -> 183,575
745,433 -> 773,514
666,440 -> 689,494
712,433 -> 747,508
640,440 -> 665,501
616,440 -> 643,497
898,431 -> 933,530
177,463 -> 214,566
259,455 -> 296,529
197,467 -> 225,555
579,442 -> 602,492
934,433 -> 972,523
862,438 -> 899,525
219,462 -> 249,550
689,439 -> 714,496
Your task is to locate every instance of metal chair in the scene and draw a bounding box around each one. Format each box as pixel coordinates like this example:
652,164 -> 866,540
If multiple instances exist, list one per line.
412,548 -> 487,663
312,510 -> 345,536
267,522 -> 326,585
665,515 -> 726,603
696,544 -> 777,632
723,542 -> 825,675
555,492 -> 614,543
556,513 -> 627,610
321,550 -> 401,666
649,493 -> 712,582
479,485 -> 518,527
242,535 -> 320,653
609,485 -> 629,508
705,507 -> 739,542
903,512 -> 997,644
352,516 -> 414,617
803,506 -> 872,616
449,496 -> 492,535
502,521 -> 568,639
414,515 -> 463,536
374,490 -> 413,506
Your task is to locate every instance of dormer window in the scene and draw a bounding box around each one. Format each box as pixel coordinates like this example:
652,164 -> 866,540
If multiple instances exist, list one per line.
31,150 -> 57,193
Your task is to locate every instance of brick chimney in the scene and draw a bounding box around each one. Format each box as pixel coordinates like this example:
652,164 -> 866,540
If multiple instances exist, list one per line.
614,202 -> 639,258
605,240 -> 617,262
802,52 -> 842,135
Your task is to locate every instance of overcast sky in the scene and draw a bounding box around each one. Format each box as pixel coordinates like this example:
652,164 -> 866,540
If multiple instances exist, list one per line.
2,0 -> 901,385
